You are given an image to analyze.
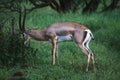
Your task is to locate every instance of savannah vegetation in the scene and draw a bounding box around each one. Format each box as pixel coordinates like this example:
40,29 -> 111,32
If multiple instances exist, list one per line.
0,0 -> 120,80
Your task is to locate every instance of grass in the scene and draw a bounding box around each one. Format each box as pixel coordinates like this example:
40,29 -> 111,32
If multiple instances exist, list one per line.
0,7 -> 120,80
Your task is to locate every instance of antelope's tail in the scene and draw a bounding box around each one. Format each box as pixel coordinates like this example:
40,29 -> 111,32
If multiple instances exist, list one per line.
85,29 -> 94,40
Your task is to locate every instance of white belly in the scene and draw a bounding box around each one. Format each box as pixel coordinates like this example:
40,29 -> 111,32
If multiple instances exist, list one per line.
56,34 -> 73,42
49,34 -> 73,42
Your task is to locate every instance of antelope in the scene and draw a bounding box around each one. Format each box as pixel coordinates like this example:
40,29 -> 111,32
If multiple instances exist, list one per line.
23,22 -> 95,71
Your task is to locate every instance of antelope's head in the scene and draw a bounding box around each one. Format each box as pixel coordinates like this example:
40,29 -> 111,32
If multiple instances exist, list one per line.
23,30 -> 31,45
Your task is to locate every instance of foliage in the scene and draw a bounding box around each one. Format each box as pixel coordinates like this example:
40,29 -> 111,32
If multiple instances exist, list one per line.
0,18 -> 38,67
0,0 -> 120,14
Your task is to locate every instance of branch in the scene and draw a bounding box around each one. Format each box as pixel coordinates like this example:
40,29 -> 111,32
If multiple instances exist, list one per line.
0,0 -> 20,13
27,3 -> 50,13
29,0 -> 38,6
22,8 -> 26,32
50,0 -> 62,13
0,17 -> 9,25
27,0 -> 55,13
84,0 -> 88,5
19,8 -> 22,31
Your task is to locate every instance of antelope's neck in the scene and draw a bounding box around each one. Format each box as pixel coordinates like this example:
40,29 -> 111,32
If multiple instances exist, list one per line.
29,29 -> 48,41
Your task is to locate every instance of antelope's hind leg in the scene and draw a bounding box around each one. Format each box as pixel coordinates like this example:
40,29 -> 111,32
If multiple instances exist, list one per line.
82,31 -> 95,71
73,31 -> 94,71
77,44 -> 91,71
85,40 -> 95,70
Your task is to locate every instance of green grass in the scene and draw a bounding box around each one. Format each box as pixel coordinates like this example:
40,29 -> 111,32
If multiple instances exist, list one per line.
0,8 -> 120,80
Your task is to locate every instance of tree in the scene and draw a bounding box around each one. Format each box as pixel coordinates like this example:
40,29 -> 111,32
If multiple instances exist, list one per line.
103,0 -> 120,11
0,0 -> 39,66
28,0 -> 81,13
0,0 -> 120,31
82,0 -> 100,13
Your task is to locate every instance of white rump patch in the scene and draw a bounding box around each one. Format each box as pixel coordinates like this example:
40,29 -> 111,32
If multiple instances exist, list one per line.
85,29 -> 91,33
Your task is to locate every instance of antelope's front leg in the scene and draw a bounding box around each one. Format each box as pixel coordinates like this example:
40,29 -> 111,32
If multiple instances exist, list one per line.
55,44 -> 59,65
52,38 -> 57,65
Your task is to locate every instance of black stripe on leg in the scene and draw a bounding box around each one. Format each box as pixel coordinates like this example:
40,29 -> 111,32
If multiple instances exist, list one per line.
82,31 -> 87,42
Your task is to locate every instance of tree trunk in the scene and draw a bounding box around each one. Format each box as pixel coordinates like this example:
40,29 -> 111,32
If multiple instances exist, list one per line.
59,0 -> 73,13
82,0 -> 99,13
103,0 -> 120,11
50,0 -> 78,13
50,0 -> 62,13
18,9 -> 26,33
10,18 -> 15,36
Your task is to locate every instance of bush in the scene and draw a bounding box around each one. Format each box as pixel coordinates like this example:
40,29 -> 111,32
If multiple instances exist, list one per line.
0,19 -> 38,67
